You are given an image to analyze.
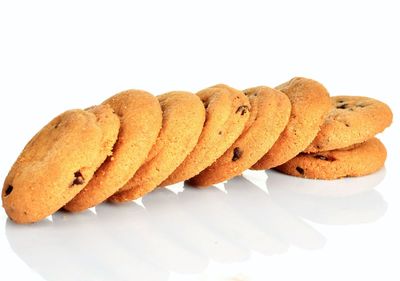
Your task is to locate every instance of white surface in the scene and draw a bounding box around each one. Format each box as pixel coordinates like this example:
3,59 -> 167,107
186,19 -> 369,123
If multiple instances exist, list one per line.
0,1 -> 399,280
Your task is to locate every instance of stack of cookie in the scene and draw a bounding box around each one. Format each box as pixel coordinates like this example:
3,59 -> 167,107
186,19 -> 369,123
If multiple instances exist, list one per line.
275,96 -> 392,179
2,77 -> 392,223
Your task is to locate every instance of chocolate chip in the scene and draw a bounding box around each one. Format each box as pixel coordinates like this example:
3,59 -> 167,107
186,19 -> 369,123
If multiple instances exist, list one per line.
72,171 -> 85,185
218,131 -> 222,135
296,167 -> 304,175
356,104 -> 366,108
243,90 -> 257,97
4,185 -> 13,196
336,103 -> 348,109
236,105 -> 249,116
314,155 -> 328,160
313,154 -> 336,161
232,147 -> 243,161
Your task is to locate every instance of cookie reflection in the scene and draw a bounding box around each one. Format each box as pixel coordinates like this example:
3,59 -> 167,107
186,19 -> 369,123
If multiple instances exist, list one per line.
223,176 -> 326,250
177,185 -> 284,257
141,188 -> 249,263
6,210 -> 168,281
96,195 -> 209,273
265,168 -> 387,225
5,168 -> 387,281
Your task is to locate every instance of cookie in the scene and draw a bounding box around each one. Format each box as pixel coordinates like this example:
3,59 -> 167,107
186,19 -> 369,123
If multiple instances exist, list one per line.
64,90 -> 162,212
252,77 -> 331,170
275,137 -> 386,179
188,86 -> 291,187
108,91 -> 206,202
304,96 -> 393,153
2,105 -> 120,223
160,84 -> 250,186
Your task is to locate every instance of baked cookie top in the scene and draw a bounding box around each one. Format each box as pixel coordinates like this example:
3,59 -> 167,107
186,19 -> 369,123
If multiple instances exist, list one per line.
304,96 -> 393,153
252,77 -> 331,170
2,105 -> 120,223
109,91 -> 205,202
64,90 -> 162,212
188,86 -> 291,187
161,84 -> 250,186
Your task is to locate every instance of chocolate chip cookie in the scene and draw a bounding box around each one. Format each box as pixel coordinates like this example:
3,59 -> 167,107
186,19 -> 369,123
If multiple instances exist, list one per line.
64,90 -> 162,212
252,77 -> 331,170
276,138 -> 387,179
160,84 -> 250,186
109,91 -> 205,202
188,86 -> 291,187
304,96 -> 393,153
2,105 -> 120,223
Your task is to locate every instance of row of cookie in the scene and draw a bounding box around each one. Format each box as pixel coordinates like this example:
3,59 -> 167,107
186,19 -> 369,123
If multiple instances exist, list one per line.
2,78 -> 392,223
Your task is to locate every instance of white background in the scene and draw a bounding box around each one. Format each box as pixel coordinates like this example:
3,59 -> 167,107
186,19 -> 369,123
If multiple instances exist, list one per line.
0,1 -> 399,280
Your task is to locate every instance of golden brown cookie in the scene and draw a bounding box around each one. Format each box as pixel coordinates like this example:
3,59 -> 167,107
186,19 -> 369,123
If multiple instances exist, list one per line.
276,138 -> 386,179
252,77 -> 331,170
2,105 -> 120,223
160,84 -> 250,186
108,91 -> 206,202
188,86 -> 291,187
304,96 -> 393,153
64,90 -> 162,212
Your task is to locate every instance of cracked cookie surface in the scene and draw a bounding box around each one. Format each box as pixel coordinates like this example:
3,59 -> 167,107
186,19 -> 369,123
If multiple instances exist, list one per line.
276,138 -> 386,179
304,96 -> 393,153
